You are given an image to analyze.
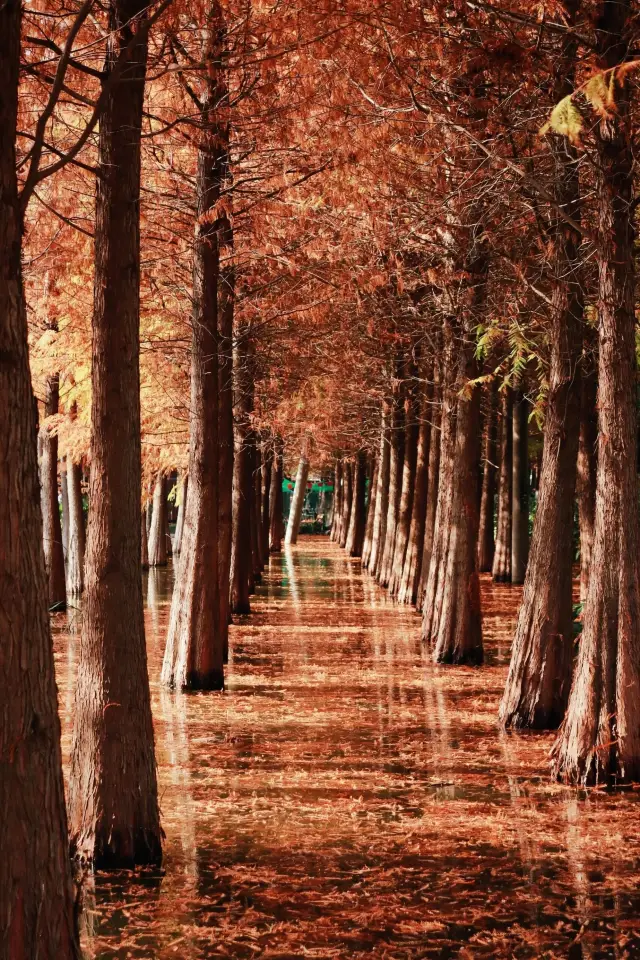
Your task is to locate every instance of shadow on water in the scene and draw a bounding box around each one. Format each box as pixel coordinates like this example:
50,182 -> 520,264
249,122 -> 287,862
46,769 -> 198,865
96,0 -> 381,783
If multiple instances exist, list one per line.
51,537 -> 640,958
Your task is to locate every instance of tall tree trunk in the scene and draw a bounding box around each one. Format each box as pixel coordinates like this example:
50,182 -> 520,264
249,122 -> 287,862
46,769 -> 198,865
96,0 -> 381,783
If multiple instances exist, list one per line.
417,365 -> 442,607
173,474 -> 188,556
261,443 -> 272,564
500,46 -> 583,727
40,374 -> 67,610
141,506 -> 149,570
361,454 -> 379,568
478,381 -> 497,573
269,439 -> 284,553
66,458 -> 85,596
218,208 -> 234,657
511,390 -> 529,584
389,381 -> 419,597
330,460 -> 341,542
346,450 -> 367,557
69,0 -> 162,867
398,387 -> 431,605
61,461 -> 70,563
552,0 -> 640,785
492,389 -> 513,582
370,407 -> 391,578
378,383 -> 404,586
577,354 -> 597,603
285,453 -> 310,545
162,10 -> 227,692
0,3 -> 79,949
230,327 -> 253,614
148,472 -> 168,567
339,460 -> 353,549
250,438 -> 262,586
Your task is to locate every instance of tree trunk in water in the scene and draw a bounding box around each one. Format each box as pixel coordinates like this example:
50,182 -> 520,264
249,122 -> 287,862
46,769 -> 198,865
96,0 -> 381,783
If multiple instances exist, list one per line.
173,474 -> 188,556
162,17 -> 226,691
378,388 -> 404,586
511,390 -> 529,584
0,5 -> 79,950
398,389 -> 431,605
66,458 -> 85,596
261,444 -> 272,565
577,356 -> 597,603
218,207 -> 234,657
389,385 -> 419,597
40,374 -> 67,610
346,450 -> 367,557
552,0 -> 640,785
148,473 -> 168,567
285,454 -> 310,545
269,439 -> 283,553
230,328 -> 253,614
250,439 -> 262,585
339,460 -> 353,549
361,455 -> 378,568
492,389 -> 513,582
477,381 -> 497,573
500,63 -> 583,728
69,0 -> 162,868
141,506 -> 149,570
417,365 -> 442,607
61,461 -> 69,563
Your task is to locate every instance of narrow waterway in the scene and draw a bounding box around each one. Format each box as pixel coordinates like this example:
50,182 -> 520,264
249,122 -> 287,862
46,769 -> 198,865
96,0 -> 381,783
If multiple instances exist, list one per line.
53,537 -> 640,958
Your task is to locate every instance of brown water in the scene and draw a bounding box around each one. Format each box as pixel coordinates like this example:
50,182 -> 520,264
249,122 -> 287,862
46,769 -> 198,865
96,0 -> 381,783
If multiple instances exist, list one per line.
52,536 -> 640,958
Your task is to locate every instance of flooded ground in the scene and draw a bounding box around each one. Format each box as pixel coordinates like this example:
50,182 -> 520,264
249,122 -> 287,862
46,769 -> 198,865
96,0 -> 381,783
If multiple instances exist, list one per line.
52,536 -> 640,958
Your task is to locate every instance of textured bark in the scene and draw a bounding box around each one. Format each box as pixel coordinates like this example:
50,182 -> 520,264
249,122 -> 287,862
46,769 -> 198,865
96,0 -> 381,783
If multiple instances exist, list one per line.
511,391 -> 529,585
61,463 -> 69,563
66,458 -> 85,596
339,461 -> 353,550
148,473 -> 168,567
500,53 -> 583,728
417,365 -> 442,607
378,386 -> 404,586
285,454 -> 310,545
269,439 -> 284,553
389,383 -> 419,597
346,450 -> 367,557
230,328 -> 253,614
218,210 -> 234,655
162,15 -> 227,692
477,381 -> 497,573
492,389 -> 513,582
69,0 -> 162,868
0,4 -> 79,951
261,445 -> 272,565
141,506 -> 149,569
173,474 -> 188,556
250,440 -> 262,586
40,374 -> 66,610
552,0 -> 640,785
361,455 -> 378,568
398,388 -> 431,605
577,357 -> 597,603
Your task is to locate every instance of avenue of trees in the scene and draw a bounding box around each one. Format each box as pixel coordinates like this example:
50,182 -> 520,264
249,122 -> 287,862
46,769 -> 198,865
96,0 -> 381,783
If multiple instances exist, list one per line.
2,0 -> 640,953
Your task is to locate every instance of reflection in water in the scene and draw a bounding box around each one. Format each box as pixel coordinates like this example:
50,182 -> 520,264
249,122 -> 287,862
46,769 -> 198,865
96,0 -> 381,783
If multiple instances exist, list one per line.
50,537 -> 640,958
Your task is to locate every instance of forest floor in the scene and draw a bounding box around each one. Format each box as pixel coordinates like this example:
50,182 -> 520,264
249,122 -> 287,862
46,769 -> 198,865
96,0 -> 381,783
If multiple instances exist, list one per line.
52,536 -> 640,959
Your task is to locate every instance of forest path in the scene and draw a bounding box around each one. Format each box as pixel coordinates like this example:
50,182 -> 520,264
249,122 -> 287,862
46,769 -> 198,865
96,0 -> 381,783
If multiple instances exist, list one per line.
52,536 -> 640,958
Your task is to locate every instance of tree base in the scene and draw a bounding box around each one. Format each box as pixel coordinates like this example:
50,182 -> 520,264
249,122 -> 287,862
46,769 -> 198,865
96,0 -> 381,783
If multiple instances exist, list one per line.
434,646 -> 484,666
183,668 -> 224,692
72,828 -> 163,871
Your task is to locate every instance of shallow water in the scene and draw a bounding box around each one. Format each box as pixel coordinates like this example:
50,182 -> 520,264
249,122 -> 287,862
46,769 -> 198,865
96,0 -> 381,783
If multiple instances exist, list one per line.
52,536 -> 640,958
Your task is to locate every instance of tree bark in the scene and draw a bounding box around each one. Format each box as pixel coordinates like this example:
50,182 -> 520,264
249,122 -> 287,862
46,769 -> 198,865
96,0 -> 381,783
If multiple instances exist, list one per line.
218,208 -> 234,656
417,364 -> 442,607
511,390 -> 530,584
500,54 -> 583,728
330,460 -> 342,542
148,472 -> 168,567
261,443 -> 272,565
346,450 -> 367,557
269,439 -> 284,553
339,460 -> 353,549
398,387 -> 431,605
378,386 -> 404,586
66,458 -> 85,596
173,474 -> 188,556
389,381 -> 419,597
141,505 -> 149,570
69,0 -> 161,868
577,355 -> 597,603
162,11 -> 227,692
477,381 -> 497,573
61,461 -> 69,563
40,374 -> 67,610
0,4 -> 79,950
230,327 -> 253,614
285,454 -> 310,545
492,389 -> 513,582
361,455 -> 378,568
552,0 -> 640,785
250,438 -> 262,586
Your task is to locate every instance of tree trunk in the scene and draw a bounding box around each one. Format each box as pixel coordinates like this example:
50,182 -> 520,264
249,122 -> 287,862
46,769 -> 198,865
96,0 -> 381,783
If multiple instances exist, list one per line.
511,390 -> 529,584
218,207 -> 234,656
61,461 -> 69,563
339,460 -> 353,549
141,506 -> 149,570
250,439 -> 262,585
417,364 -> 442,607
261,444 -> 272,565
0,5 -> 79,950
378,386 -> 404,586
500,58 -> 583,728
40,374 -> 67,610
398,388 -> 431,605
492,389 -> 513,582
230,327 -> 253,614
162,15 -> 227,691
269,439 -> 284,553
346,450 -> 367,557
552,0 -> 640,785
66,458 -> 85,596
173,474 -> 188,556
285,454 -> 310,545
69,0 -> 162,868
389,383 -> 419,597
577,355 -> 597,603
478,381 -> 497,573
369,407 -> 391,577
148,472 -> 168,567
361,455 -> 378,568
